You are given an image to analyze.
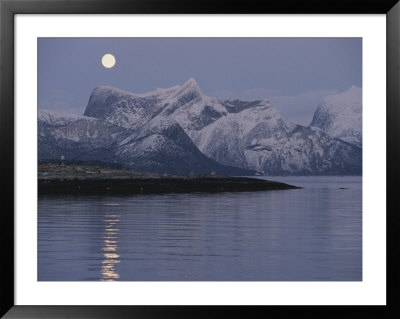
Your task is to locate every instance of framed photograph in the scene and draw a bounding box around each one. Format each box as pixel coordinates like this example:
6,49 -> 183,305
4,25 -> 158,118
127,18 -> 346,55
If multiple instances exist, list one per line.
1,0 -> 399,318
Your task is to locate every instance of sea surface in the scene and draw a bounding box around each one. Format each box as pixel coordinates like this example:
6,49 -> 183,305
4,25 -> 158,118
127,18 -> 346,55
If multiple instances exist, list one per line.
38,176 -> 362,281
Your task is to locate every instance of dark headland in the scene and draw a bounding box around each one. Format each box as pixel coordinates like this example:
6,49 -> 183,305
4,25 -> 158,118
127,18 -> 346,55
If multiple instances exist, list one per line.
38,164 -> 300,195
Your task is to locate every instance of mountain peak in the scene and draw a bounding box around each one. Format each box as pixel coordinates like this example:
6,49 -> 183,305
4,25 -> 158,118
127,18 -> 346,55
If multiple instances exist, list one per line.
322,85 -> 362,106
179,78 -> 202,94
346,85 -> 362,96
183,77 -> 199,87
310,85 -> 362,148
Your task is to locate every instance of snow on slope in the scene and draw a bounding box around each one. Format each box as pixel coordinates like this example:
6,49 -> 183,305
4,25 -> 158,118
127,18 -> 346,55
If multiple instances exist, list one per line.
194,100 -> 361,175
38,110 -> 97,126
38,110 -> 130,160
84,85 -> 180,130
310,86 -> 362,148
193,100 -> 295,170
113,114 -> 254,175
85,78 -> 228,137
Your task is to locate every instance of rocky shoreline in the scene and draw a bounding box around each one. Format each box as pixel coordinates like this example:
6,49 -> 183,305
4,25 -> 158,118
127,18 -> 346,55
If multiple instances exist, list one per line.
38,177 -> 300,195
38,164 -> 300,195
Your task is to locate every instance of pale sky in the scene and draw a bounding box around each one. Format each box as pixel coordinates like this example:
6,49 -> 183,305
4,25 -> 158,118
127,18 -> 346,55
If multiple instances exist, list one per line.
38,38 -> 361,125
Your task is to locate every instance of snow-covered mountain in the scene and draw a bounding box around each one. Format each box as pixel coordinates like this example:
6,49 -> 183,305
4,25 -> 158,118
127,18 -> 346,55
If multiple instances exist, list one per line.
310,86 -> 362,148
111,115 -> 254,175
38,111 -> 130,160
193,101 -> 361,175
84,78 -> 228,139
38,110 -> 254,175
83,79 -> 362,175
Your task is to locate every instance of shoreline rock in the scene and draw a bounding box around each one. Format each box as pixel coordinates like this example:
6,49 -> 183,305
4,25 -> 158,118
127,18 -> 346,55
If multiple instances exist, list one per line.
38,164 -> 300,195
38,177 -> 300,195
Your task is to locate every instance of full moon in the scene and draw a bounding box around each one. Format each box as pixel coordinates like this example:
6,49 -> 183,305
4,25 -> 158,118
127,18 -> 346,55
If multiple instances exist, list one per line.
101,54 -> 116,68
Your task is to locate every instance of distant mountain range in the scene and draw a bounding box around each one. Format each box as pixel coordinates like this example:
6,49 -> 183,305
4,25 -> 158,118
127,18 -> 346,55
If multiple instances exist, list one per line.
39,79 -> 362,175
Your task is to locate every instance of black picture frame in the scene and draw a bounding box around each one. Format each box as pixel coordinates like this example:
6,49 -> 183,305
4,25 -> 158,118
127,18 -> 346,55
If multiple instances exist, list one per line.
1,0 -> 399,318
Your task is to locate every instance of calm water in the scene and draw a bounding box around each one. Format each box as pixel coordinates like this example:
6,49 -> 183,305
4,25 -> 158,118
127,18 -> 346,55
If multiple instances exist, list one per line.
38,176 -> 362,281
